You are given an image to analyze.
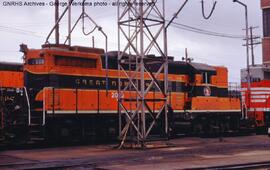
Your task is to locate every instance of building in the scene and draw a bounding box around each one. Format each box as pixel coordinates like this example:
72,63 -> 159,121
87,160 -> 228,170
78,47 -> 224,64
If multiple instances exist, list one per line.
241,0 -> 270,82
261,0 -> 270,64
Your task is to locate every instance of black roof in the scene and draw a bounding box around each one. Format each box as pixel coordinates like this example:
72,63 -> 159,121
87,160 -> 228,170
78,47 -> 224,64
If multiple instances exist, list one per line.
101,52 -> 217,75
188,62 -> 216,74
0,62 -> 23,72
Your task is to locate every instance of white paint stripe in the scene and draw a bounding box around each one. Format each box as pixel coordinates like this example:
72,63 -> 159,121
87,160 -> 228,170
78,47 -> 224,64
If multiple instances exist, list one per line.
252,88 -> 270,91
47,110 -> 118,114
248,108 -> 270,112
174,110 -> 241,113
251,99 -> 266,103
47,109 -> 241,114
47,110 -> 165,114
251,95 -> 269,99
251,92 -> 270,95
241,87 -> 270,91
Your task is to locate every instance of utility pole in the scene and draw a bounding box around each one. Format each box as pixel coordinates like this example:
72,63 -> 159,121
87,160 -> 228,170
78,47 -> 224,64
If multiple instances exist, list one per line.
55,0 -> 59,44
250,27 -> 255,66
242,26 -> 261,66
233,0 -> 250,86
233,0 -> 250,119
68,0 -> 72,46
249,26 -> 261,66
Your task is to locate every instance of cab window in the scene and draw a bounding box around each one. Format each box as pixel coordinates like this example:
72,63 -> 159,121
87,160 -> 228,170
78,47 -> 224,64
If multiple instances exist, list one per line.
28,58 -> 44,65
263,8 -> 270,37
202,72 -> 211,84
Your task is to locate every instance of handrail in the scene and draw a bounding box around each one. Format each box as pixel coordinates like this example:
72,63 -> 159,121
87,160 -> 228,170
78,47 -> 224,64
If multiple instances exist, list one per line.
0,86 -> 4,129
23,87 -> 31,125
42,87 -> 55,126
42,87 -> 46,126
241,103 -> 247,120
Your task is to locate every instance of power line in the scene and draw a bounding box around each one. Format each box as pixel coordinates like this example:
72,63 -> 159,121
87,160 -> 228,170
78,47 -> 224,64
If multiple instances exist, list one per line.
0,25 -> 35,34
150,13 -> 249,39
0,50 -> 19,52
0,25 -> 44,38
170,21 -> 246,39
0,29 -> 42,38
0,24 -> 68,40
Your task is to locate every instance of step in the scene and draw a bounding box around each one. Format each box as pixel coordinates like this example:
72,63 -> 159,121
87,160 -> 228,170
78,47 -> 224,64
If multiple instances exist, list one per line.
30,121 -> 43,124
174,122 -> 191,126
28,123 -> 42,127
30,137 -> 45,141
26,140 -> 36,144
30,109 -> 43,112
29,130 -> 42,134
30,117 -> 43,121
30,112 -> 44,115
16,114 -> 29,117
30,118 -> 44,122
0,136 -> 5,142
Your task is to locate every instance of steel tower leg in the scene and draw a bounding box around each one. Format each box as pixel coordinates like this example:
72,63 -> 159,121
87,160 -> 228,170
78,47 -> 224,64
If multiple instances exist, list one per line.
118,0 -> 168,148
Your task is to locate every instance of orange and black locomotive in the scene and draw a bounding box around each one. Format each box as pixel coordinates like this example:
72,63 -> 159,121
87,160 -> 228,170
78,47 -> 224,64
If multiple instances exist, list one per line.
0,43 -> 242,144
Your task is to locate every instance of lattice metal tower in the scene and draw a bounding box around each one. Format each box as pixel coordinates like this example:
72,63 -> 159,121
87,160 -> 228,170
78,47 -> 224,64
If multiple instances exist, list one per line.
117,0 -> 168,146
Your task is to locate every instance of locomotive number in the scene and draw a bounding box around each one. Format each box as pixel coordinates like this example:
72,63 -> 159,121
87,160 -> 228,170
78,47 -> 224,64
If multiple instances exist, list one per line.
0,96 -> 15,102
111,92 -> 124,100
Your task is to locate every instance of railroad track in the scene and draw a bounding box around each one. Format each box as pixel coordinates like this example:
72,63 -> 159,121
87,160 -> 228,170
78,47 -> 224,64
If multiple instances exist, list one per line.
0,129 -> 258,151
189,161 -> 270,170
1,135 -> 270,170
2,160 -> 270,170
0,160 -> 103,170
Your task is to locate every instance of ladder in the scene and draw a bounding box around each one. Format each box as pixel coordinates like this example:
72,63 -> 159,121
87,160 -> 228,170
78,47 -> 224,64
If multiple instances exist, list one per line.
26,87 -> 45,143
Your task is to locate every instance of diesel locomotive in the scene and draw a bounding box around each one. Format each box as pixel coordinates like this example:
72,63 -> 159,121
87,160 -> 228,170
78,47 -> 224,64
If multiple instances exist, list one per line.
0,43 -> 242,144
239,0 -> 270,133
0,62 -> 30,143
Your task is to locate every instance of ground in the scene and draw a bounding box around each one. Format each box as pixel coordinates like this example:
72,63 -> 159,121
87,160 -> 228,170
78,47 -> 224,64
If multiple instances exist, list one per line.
1,135 -> 270,169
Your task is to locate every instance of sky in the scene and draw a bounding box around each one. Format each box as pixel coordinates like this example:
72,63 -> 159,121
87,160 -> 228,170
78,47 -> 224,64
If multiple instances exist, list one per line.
0,0 -> 263,83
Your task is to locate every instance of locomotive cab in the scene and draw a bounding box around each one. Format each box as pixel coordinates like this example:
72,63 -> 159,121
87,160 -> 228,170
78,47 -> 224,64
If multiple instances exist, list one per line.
172,62 -> 241,135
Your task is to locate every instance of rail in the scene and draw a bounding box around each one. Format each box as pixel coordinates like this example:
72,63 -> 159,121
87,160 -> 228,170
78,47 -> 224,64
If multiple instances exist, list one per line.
0,159 -> 96,170
188,161 -> 270,170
